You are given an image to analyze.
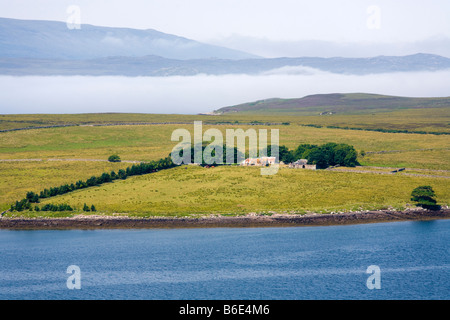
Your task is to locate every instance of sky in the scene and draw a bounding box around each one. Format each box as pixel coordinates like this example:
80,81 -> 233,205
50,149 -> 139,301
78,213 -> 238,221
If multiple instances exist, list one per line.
1,0 -> 450,57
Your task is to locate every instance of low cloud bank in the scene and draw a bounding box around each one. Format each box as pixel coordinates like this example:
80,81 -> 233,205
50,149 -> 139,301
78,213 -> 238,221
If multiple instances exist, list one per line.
1,70 -> 449,114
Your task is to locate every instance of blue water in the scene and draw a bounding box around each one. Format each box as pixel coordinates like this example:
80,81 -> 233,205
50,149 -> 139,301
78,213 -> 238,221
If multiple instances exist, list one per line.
0,220 -> 449,300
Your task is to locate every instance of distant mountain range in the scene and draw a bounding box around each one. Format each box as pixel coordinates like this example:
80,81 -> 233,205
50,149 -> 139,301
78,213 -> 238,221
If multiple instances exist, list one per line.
213,93 -> 450,115
1,17 -> 450,77
0,17 -> 256,60
2,53 -> 450,77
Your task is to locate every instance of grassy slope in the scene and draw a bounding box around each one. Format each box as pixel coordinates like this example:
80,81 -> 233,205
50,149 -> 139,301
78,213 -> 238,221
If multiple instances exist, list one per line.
1,93 -> 450,134
0,161 -> 130,211
0,123 -> 448,165
28,165 -> 449,217
1,111 -> 448,135
1,106 -> 449,215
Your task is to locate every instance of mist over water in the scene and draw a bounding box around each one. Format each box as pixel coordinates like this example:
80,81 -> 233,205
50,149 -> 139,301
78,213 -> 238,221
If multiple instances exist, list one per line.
1,70 -> 450,114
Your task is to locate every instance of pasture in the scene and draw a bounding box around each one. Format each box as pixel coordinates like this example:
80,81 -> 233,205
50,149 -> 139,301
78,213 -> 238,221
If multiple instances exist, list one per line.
1,112 -> 449,216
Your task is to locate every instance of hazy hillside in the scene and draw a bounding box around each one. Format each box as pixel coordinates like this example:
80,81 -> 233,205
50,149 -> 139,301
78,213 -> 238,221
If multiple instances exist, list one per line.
1,18 -> 450,76
0,17 -> 257,60
214,93 -> 450,115
1,53 -> 449,76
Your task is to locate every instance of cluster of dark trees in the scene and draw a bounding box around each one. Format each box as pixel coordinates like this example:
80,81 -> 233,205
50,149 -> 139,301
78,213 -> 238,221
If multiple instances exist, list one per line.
174,142 -> 358,169
12,203 -> 97,213
11,201 -> 73,212
10,199 -> 32,212
172,144 -> 243,166
411,186 -> 441,211
38,203 -> 73,212
266,142 -> 359,169
10,156 -> 176,212
108,154 -> 121,162
83,204 -> 96,212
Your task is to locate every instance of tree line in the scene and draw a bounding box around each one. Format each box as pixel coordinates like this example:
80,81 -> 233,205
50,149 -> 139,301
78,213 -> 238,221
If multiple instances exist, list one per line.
10,156 -> 176,212
172,144 -> 243,166
269,142 -> 359,169
173,142 -> 358,169
10,199 -> 74,212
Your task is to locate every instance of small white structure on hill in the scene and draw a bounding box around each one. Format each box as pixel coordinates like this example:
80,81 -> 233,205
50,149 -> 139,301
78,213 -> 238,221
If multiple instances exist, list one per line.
289,159 -> 316,170
241,157 -> 276,166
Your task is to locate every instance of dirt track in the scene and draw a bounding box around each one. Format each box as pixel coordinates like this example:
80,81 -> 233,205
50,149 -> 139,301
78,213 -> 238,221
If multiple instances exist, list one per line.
0,158 -> 141,163
325,166 -> 450,179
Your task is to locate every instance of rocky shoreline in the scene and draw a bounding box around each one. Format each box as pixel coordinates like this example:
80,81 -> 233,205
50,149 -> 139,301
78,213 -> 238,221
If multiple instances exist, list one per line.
0,208 -> 449,230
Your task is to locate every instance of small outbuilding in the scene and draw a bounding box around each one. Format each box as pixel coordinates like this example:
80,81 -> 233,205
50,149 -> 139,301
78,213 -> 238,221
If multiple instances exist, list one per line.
289,159 -> 316,170
241,157 -> 276,166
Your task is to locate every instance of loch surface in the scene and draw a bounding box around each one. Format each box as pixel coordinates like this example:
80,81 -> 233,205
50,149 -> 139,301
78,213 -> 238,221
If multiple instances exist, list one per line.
0,220 -> 449,300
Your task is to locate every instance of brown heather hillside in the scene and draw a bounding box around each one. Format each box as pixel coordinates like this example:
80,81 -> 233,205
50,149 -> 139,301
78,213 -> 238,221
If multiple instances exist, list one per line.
214,93 -> 450,115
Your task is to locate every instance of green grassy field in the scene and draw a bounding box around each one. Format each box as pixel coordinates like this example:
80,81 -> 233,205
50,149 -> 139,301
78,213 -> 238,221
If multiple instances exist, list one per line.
14,165 -> 447,217
1,109 -> 449,217
2,101 -> 449,134
0,160 -> 130,211
1,123 -> 449,163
